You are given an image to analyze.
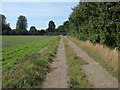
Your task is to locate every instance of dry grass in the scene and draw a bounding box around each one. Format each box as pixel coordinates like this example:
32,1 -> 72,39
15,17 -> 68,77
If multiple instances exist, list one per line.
81,41 -> 118,71
68,36 -> 118,78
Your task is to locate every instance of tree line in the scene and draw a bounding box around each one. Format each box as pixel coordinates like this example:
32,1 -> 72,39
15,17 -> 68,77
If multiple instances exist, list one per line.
1,14 -> 64,35
62,2 -> 120,50
1,2 -> 119,49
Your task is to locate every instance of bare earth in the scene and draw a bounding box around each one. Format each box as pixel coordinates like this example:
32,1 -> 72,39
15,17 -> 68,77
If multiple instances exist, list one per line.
42,37 -> 68,88
65,37 -> 118,88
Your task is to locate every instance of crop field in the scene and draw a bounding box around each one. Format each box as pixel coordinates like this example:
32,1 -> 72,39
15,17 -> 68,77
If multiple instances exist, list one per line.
2,36 -> 60,88
2,36 -> 50,48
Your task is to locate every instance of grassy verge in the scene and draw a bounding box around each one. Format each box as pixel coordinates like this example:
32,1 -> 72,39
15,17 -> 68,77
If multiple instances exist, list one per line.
68,36 -> 118,78
64,39 -> 92,88
2,36 -> 60,88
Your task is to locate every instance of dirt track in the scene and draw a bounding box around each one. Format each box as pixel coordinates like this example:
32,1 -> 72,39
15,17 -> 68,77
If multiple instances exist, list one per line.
65,37 -> 118,88
42,36 -> 118,88
42,36 -> 68,88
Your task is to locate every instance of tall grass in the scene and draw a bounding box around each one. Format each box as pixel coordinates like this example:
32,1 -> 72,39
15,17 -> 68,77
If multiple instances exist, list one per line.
81,41 -> 118,70
68,36 -> 118,78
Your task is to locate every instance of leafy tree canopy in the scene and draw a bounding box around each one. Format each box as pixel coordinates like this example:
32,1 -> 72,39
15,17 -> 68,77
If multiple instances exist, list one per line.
47,20 -> 56,32
16,15 -> 27,31
62,2 -> 120,50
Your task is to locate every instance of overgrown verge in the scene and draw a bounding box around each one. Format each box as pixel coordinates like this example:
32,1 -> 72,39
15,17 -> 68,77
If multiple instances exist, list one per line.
64,39 -> 92,88
68,36 -> 118,78
2,36 -> 60,88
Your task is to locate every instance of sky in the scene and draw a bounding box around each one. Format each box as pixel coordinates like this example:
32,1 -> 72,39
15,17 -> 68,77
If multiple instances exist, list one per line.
1,2 -> 78,30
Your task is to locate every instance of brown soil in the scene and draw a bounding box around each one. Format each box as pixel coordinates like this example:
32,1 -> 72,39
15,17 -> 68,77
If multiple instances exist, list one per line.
42,36 -> 68,88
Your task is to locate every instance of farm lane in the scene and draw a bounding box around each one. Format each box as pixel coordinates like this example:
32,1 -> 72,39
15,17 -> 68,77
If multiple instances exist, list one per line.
65,37 -> 118,88
42,36 -> 68,88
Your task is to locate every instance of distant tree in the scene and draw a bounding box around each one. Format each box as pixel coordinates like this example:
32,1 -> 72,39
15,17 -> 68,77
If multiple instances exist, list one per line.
47,20 -> 56,32
0,14 -> 6,26
29,26 -> 37,35
40,29 -> 46,35
5,23 -> 11,31
63,21 -> 69,33
16,15 -> 27,34
0,14 -> 11,35
18,29 -> 28,35
9,29 -> 17,35
57,25 -> 64,32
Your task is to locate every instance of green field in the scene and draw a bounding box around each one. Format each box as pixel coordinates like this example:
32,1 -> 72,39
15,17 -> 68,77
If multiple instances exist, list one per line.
2,36 -> 60,88
2,36 -> 50,48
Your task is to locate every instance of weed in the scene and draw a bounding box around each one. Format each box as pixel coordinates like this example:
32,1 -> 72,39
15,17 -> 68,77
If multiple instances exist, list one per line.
64,39 -> 92,88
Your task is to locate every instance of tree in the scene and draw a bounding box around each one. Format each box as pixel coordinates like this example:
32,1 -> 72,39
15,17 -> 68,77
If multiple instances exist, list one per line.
0,14 -> 11,35
0,14 -> 6,26
63,21 -> 69,33
29,26 -> 37,35
16,15 -> 27,31
47,20 -> 56,32
57,25 -> 64,32
62,2 -> 120,50
40,29 -> 46,35
9,29 -> 17,35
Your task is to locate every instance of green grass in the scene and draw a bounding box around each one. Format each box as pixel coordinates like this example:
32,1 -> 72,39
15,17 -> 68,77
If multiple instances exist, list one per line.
68,36 -> 118,78
64,39 -> 93,88
2,36 -> 50,48
2,36 -> 55,71
2,36 -> 60,88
